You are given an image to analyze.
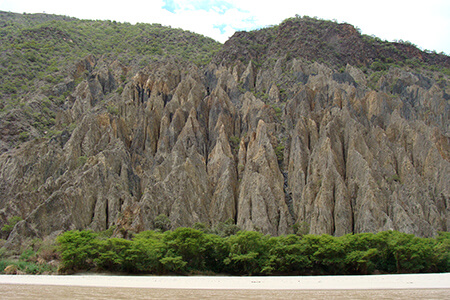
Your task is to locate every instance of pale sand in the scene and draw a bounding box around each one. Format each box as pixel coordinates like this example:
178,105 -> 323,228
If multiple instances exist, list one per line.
0,273 -> 449,290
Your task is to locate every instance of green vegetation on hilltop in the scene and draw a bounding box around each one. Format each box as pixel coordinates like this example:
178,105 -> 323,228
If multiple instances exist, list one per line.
53,228 -> 450,275
0,11 -> 221,101
217,14 -> 450,75
0,11 -> 221,150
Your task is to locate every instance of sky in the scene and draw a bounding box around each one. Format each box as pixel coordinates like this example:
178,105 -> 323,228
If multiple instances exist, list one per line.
1,0 -> 449,54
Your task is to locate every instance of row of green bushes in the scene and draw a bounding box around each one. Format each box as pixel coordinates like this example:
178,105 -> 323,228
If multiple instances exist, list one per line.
57,228 -> 450,275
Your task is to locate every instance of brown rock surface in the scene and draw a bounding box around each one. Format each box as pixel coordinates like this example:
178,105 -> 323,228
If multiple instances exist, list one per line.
1,22 -> 449,247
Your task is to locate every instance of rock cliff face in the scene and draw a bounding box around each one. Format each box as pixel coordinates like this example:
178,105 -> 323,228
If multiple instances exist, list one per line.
1,16 -> 449,246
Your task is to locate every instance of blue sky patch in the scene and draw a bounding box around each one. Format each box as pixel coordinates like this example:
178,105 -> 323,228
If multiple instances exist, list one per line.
162,0 -> 236,15
213,24 -> 227,34
162,0 -> 178,13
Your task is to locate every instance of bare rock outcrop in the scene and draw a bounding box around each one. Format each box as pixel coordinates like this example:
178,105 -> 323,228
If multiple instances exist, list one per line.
237,120 -> 291,235
1,51 -> 449,248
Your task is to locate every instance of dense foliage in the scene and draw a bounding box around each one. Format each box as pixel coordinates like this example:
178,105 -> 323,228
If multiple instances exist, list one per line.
56,228 -> 450,275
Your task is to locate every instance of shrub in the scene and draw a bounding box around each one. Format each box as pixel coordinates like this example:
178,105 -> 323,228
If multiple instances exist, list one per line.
272,105 -> 282,119
1,216 -> 23,235
159,255 -> 187,273
154,214 -> 171,232
0,259 -> 57,274
292,221 -> 309,236
131,231 -> 165,273
228,136 -> 240,151
18,131 -> 29,142
264,234 -> 311,274
224,231 -> 270,275
163,227 -> 208,271
107,104 -> 119,115
56,230 -> 99,271
19,248 -> 36,261
274,143 -> 285,163
94,238 -> 134,272
212,219 -> 241,237
370,60 -> 387,71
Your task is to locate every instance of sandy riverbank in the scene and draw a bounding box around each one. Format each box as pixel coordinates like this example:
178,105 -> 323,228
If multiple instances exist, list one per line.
0,273 -> 449,290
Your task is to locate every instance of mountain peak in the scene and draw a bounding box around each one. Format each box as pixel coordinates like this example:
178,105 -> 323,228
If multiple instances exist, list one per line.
215,16 -> 450,69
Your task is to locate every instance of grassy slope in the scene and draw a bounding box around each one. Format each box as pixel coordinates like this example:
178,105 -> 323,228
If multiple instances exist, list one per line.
0,11 -> 221,98
0,11 -> 221,150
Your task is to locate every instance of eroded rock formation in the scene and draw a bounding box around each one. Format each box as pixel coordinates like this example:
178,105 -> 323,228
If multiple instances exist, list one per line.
1,19 -> 449,247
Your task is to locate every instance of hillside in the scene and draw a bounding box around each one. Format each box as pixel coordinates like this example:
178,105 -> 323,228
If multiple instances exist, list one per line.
0,11 -> 220,152
215,16 -> 450,69
0,12 -> 449,250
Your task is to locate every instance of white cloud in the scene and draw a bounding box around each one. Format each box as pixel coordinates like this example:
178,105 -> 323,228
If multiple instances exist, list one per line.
1,0 -> 449,53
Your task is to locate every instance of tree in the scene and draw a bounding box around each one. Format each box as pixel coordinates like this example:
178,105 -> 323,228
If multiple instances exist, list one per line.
224,231 -> 269,275
212,219 -> 240,237
94,238 -> 133,272
264,234 -> 311,274
154,214 -> 171,232
130,231 -> 165,273
162,227 -> 207,271
56,230 -> 99,271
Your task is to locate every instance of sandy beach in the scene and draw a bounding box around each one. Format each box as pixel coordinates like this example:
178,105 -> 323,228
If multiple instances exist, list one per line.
0,273 -> 449,290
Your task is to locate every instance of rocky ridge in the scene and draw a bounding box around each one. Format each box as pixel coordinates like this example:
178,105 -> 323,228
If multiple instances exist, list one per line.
215,16 -> 450,68
0,15 -> 449,248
